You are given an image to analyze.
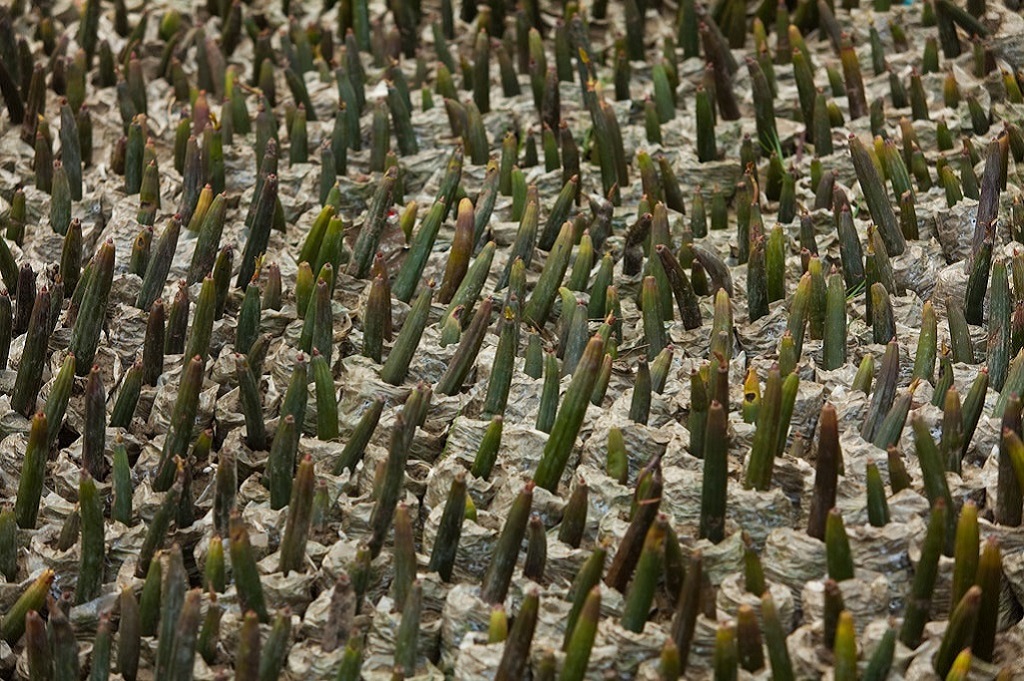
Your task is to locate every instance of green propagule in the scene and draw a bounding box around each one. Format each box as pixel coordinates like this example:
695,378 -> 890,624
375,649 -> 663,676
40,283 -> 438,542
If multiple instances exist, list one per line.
0,0 -> 1020,677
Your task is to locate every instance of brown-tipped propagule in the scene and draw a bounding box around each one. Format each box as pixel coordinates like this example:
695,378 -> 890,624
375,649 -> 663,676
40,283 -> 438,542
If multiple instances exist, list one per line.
0,0 -> 1017,678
